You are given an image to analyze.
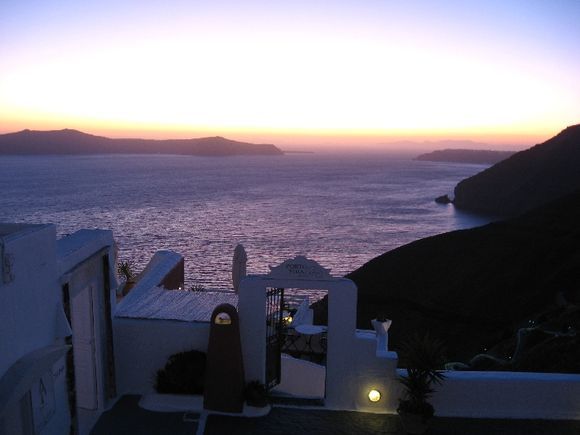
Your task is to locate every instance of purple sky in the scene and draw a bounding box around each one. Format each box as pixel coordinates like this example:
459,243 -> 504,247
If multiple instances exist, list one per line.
1,0 -> 579,149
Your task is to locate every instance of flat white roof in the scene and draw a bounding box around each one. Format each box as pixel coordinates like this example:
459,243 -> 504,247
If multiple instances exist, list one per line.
115,287 -> 238,322
57,229 -> 114,275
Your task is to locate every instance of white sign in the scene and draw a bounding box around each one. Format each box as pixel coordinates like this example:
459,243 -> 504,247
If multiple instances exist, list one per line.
268,256 -> 333,280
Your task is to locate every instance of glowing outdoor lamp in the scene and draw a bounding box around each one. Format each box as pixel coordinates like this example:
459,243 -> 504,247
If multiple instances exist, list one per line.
368,389 -> 381,402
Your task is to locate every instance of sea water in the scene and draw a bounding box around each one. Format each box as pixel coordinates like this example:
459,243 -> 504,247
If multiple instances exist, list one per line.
0,153 -> 491,302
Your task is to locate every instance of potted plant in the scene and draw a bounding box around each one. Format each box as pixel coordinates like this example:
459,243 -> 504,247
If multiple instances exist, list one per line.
117,260 -> 136,296
397,334 -> 446,434
244,381 -> 268,407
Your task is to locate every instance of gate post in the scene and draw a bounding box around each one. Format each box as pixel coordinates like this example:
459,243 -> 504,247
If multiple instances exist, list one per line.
325,279 -> 358,409
238,277 -> 267,385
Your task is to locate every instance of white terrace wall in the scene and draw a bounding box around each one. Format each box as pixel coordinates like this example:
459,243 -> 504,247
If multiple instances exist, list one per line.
239,274 -> 361,409
432,371 -> 580,420
57,229 -> 117,435
349,331 -> 399,413
114,318 -> 210,394
328,327 -> 580,419
0,225 -> 60,375
114,250 -> 210,394
325,332 -> 580,419
341,342 -> 580,420
238,256 -> 402,411
238,256 -> 580,420
0,224 -> 70,435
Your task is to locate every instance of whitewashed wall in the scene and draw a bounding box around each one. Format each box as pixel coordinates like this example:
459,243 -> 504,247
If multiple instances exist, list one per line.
237,256 -> 580,420
322,330 -> 580,420
323,335 -> 580,420
238,272 -> 400,411
350,331 -> 399,413
274,354 -> 326,398
114,318 -> 210,394
0,225 -> 59,375
431,370 -> 580,420
0,224 -> 71,435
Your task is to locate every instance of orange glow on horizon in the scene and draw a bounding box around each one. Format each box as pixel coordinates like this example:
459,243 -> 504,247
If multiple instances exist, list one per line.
1,2 -> 578,152
0,112 -> 558,151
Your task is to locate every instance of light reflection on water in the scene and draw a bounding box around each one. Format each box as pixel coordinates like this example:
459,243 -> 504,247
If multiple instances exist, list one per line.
0,153 -> 493,302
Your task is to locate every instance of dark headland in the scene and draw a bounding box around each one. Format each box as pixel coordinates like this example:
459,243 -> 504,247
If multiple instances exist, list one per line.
453,124 -> 580,217
416,149 -> 515,165
0,129 -> 284,156
344,189 -> 580,371
314,124 -> 580,373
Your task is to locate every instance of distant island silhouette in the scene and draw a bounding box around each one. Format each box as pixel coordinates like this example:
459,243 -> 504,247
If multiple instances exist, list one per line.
0,129 -> 284,156
416,149 -> 515,164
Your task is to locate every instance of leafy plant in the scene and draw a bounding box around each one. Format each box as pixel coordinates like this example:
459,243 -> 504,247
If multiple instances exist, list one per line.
117,260 -> 135,282
397,334 -> 446,419
155,350 -> 207,394
189,284 -> 206,292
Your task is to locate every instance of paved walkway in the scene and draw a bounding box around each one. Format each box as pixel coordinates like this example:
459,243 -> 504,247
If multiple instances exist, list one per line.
90,395 -> 199,435
205,407 -> 580,435
91,395 -> 580,435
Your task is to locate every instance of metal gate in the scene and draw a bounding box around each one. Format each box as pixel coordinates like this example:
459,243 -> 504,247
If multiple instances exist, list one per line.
265,287 -> 284,390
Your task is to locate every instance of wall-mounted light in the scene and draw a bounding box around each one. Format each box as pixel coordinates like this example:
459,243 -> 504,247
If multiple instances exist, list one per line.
368,389 -> 381,402
215,312 -> 232,325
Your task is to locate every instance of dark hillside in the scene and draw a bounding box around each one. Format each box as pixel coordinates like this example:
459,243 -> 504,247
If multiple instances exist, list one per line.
332,190 -> 580,369
453,124 -> 580,216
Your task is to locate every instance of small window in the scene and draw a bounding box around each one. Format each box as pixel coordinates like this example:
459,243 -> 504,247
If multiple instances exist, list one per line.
214,312 -> 232,325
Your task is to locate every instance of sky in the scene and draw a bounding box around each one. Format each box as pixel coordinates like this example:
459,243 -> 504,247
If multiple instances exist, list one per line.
0,0 -> 579,150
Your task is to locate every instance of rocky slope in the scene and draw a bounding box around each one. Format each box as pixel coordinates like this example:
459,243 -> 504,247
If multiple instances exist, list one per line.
0,129 -> 284,156
453,124 -> 580,216
312,190 -> 580,371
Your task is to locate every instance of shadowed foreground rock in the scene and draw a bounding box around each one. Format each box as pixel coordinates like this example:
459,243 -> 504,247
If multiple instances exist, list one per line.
314,190 -> 580,371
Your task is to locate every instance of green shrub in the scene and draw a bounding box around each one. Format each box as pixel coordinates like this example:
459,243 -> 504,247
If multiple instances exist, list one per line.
155,350 -> 207,394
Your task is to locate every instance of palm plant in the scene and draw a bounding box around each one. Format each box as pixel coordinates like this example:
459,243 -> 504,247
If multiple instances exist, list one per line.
117,260 -> 137,297
397,334 -> 446,423
117,260 -> 135,282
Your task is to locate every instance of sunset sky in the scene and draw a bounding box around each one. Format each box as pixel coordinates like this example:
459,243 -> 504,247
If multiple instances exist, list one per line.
1,0 -> 579,150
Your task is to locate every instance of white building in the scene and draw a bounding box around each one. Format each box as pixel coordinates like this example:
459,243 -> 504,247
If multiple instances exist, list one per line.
2,223 -> 580,435
0,224 -> 117,435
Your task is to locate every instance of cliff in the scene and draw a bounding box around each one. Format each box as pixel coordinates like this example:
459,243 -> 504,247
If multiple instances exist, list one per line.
453,124 -> 580,216
348,189 -> 580,367
309,190 -> 580,371
0,129 -> 284,156
416,149 -> 515,165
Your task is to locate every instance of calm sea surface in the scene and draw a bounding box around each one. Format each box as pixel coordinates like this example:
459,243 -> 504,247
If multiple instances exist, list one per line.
0,153 -> 491,303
